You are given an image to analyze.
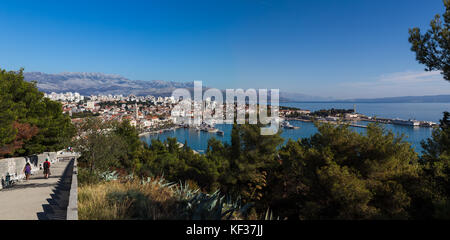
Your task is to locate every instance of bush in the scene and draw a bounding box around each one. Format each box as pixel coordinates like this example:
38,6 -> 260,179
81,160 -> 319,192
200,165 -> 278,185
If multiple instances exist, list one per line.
79,178 -> 180,220
77,168 -> 102,186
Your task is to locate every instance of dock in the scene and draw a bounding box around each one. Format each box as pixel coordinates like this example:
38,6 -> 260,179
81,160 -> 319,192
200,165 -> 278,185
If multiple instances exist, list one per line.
316,120 -> 367,128
349,124 -> 367,128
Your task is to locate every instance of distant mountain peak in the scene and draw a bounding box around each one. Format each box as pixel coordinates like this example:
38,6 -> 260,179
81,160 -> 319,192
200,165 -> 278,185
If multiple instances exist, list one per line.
23,71 -> 329,101
23,71 -> 195,97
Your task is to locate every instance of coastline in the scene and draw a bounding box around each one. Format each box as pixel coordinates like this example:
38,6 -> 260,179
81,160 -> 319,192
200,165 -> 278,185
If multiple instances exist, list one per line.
139,125 -> 181,137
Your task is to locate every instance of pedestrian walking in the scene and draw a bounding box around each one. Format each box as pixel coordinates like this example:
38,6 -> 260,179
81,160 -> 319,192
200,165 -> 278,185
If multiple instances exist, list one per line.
43,158 -> 51,179
23,162 -> 31,181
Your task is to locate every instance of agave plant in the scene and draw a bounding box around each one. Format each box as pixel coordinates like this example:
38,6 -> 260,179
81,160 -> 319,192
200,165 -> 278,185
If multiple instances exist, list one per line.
174,181 -> 200,201
100,170 -> 119,181
178,190 -> 253,220
125,173 -> 134,181
263,208 -> 281,220
141,176 -> 175,189
110,175 -> 254,220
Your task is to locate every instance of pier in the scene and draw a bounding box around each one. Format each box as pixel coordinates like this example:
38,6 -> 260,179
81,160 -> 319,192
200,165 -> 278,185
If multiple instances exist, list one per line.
349,123 -> 368,128
315,120 -> 368,129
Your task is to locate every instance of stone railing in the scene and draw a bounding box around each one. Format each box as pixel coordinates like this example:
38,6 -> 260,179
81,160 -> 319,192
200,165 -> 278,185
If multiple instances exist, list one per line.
66,158 -> 78,220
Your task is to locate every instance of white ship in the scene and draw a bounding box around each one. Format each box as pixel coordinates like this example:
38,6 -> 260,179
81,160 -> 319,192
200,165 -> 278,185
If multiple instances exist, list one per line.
391,118 -> 420,126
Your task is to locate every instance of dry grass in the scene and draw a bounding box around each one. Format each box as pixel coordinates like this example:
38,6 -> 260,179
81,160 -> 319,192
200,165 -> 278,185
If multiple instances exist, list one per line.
78,178 -> 256,220
78,179 -> 178,220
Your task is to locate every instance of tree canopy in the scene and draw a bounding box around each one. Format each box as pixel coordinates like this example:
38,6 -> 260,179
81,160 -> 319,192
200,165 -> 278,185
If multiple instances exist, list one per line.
263,123 -> 424,219
0,68 -> 75,157
409,0 -> 450,82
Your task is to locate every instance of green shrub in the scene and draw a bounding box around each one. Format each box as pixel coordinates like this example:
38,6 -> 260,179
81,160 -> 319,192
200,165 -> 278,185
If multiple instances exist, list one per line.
78,168 -> 102,186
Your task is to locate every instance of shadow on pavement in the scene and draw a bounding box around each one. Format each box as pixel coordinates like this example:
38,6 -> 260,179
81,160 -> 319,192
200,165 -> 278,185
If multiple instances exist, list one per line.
37,158 -> 74,220
0,182 -> 58,191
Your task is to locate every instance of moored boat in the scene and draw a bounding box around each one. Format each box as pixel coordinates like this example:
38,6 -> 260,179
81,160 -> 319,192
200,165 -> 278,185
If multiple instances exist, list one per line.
207,128 -> 218,133
391,118 -> 420,126
281,121 -> 298,129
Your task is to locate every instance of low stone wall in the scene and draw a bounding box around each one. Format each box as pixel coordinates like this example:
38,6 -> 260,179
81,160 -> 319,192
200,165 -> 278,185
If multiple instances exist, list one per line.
0,151 -> 61,190
66,158 -> 78,220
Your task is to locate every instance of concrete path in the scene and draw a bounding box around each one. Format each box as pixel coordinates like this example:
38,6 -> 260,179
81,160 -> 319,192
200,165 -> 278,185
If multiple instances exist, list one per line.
0,158 -> 73,220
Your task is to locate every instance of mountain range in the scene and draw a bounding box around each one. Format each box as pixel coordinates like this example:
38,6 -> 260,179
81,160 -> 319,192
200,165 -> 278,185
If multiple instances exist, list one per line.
23,72 -> 450,103
23,72 -> 195,97
23,72 -> 331,102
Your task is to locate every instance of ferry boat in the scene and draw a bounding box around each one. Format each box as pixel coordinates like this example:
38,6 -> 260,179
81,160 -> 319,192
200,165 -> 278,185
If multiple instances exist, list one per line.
391,118 -> 420,126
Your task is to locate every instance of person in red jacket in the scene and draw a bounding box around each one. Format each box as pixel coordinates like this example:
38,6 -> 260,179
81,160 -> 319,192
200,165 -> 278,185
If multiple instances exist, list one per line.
43,159 -> 51,179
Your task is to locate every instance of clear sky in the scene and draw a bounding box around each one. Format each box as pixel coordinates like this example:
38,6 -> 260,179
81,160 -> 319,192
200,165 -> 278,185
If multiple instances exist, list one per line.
1,0 -> 449,99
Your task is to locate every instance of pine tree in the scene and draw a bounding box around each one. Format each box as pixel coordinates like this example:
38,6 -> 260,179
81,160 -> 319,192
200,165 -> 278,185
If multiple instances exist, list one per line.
409,0 -> 450,82
0,68 -> 75,157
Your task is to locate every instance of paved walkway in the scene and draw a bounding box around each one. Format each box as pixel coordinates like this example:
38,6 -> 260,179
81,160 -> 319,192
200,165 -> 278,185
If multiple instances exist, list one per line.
0,158 -> 73,220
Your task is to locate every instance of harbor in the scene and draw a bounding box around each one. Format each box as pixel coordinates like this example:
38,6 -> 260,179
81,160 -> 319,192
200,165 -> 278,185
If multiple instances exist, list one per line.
139,123 -> 225,137
140,120 -> 435,155
139,103 -> 443,155
139,111 -> 439,140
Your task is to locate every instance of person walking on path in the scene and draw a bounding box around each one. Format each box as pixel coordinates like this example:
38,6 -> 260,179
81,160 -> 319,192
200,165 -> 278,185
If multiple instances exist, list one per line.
43,158 -> 51,179
23,162 -> 31,181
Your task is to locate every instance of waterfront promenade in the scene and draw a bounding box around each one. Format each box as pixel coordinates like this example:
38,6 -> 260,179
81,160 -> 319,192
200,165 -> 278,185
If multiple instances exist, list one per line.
0,155 -> 76,220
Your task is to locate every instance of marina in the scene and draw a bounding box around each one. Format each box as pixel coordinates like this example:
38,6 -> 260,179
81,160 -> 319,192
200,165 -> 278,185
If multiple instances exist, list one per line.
140,119 -> 435,155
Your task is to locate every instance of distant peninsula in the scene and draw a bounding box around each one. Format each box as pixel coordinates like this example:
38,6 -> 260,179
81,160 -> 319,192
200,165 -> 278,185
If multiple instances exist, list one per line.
334,95 -> 450,103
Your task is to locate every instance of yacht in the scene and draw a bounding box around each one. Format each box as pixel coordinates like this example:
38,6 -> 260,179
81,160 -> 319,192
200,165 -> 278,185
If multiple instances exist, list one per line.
207,127 -> 218,133
281,121 -> 299,129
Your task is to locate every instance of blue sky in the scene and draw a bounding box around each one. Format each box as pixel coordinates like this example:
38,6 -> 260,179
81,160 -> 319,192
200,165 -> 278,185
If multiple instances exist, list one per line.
1,0 -> 449,99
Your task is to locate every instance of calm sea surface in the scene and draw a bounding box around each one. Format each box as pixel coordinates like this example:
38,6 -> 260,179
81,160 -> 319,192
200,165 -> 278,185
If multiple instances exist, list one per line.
141,103 -> 450,154
282,102 -> 450,122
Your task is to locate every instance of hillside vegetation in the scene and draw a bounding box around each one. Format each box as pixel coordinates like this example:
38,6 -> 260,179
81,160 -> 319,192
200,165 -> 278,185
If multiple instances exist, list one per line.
76,113 -> 450,219
0,68 -> 75,158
